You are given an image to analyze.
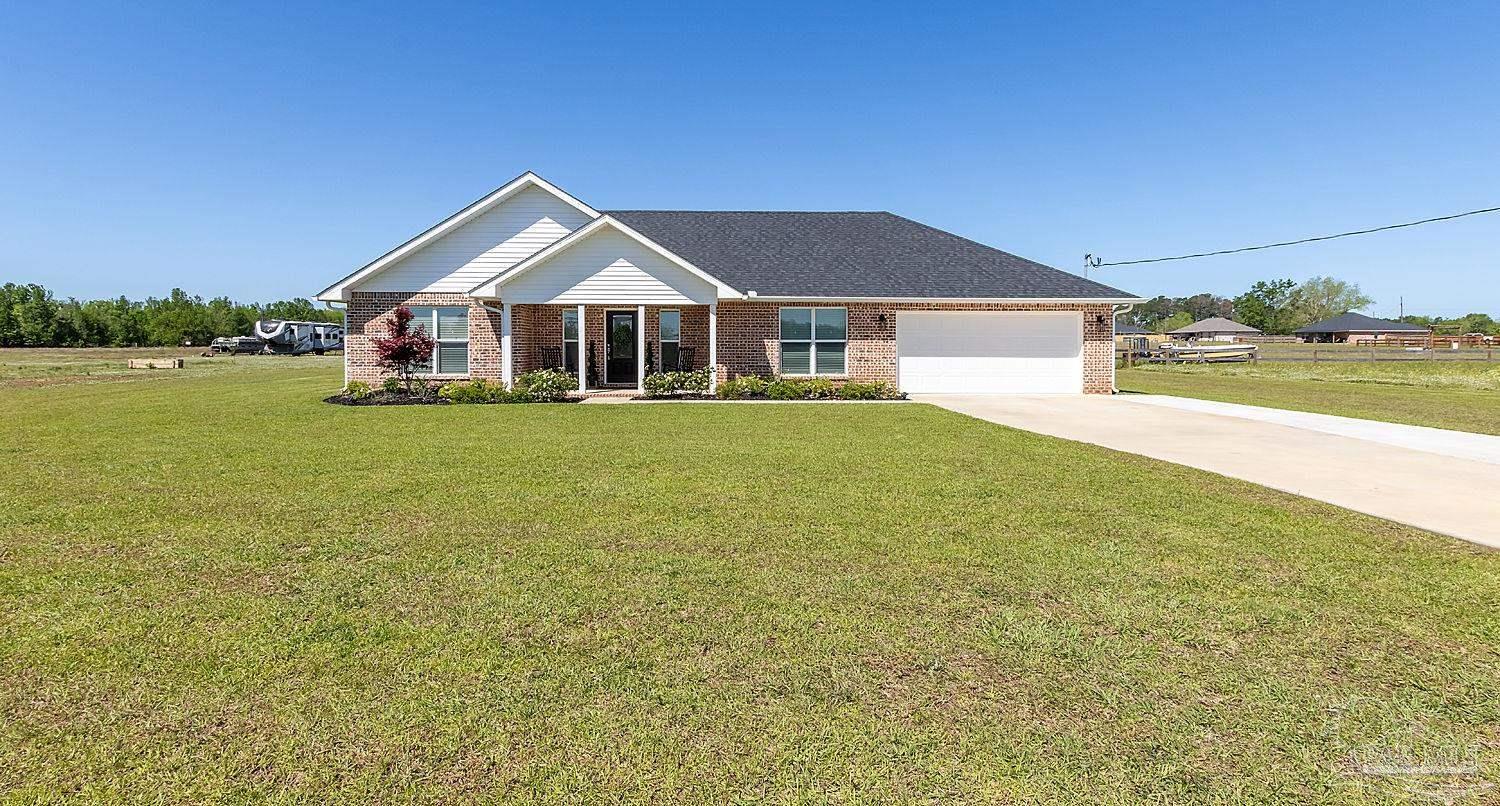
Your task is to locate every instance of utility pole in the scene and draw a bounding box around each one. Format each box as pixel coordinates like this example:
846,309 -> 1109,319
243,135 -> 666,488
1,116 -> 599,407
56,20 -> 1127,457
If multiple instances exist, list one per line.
1399,296 -> 1404,318
1083,254 -> 1102,280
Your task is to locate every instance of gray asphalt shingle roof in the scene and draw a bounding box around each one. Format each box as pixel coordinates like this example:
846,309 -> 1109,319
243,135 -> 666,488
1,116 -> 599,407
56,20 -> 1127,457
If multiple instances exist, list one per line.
1168,317 -> 1262,335
1294,312 -> 1427,334
604,210 -> 1136,300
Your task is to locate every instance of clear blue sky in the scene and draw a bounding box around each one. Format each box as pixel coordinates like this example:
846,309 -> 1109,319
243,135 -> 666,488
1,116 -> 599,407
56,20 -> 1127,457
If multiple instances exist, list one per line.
2,2 -> 1496,317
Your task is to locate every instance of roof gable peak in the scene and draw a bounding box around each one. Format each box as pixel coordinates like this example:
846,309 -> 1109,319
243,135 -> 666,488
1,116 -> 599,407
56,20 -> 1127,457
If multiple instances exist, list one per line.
316,171 -> 598,302
468,214 -> 739,299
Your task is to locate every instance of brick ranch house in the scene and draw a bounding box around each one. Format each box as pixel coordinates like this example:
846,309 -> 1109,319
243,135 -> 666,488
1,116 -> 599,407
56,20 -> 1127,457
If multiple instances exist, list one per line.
317,172 -> 1142,395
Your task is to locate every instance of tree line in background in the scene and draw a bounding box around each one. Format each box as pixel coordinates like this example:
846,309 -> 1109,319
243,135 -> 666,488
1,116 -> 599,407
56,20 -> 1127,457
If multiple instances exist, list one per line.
0,283 -> 343,348
6,277 -> 1497,346
1123,275 -> 1499,335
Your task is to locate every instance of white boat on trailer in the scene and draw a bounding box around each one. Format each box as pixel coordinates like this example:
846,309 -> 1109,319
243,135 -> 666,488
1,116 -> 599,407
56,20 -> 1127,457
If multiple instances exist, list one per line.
1153,342 -> 1258,363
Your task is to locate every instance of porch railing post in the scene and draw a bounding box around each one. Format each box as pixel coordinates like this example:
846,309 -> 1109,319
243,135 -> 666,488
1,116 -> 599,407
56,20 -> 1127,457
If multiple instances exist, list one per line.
577,304 -> 586,395
708,302 -> 718,390
500,302 -> 513,389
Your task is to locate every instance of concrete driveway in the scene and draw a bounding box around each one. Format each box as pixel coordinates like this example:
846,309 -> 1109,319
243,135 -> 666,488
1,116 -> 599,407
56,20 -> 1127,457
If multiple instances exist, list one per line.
918,394 -> 1500,549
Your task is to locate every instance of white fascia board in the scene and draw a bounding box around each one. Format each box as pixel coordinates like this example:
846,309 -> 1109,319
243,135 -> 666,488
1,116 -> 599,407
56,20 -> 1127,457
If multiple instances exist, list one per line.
315,171 -> 600,302
467,215 -> 740,298
736,295 -> 1149,304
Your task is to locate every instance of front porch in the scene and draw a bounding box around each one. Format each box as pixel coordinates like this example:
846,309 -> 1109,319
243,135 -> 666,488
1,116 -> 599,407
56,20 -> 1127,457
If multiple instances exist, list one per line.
498,303 -> 718,394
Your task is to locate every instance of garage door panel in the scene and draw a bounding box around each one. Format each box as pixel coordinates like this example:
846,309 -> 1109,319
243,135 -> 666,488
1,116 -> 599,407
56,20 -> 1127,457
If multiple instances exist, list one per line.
896,312 -> 1083,394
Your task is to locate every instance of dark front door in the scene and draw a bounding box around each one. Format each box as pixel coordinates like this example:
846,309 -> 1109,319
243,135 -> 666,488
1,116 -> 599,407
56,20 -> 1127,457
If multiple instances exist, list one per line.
605,310 -> 637,385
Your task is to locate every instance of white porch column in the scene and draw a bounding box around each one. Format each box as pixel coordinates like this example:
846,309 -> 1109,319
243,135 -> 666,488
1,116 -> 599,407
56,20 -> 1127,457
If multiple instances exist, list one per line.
636,304 -> 646,393
500,302 -> 513,389
708,302 -> 718,389
577,303 -> 587,394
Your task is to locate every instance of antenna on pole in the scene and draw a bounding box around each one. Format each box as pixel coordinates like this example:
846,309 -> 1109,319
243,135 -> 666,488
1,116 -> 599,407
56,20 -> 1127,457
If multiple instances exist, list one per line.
1083,253 -> 1102,280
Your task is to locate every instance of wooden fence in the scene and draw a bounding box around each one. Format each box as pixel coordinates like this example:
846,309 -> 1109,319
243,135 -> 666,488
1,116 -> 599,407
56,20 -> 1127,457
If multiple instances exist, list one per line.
1377,334 -> 1497,348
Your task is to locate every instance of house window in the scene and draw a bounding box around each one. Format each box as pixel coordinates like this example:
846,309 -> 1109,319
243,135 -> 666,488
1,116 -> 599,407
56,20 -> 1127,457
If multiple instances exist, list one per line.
562,309 -> 579,373
408,306 -> 469,375
659,309 -> 680,371
779,307 -> 846,375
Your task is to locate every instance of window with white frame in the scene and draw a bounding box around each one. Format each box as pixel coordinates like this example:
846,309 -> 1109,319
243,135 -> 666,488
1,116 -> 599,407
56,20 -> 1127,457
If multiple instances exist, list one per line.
407,306 -> 469,374
561,309 -> 579,373
779,307 -> 846,375
659,309 -> 680,371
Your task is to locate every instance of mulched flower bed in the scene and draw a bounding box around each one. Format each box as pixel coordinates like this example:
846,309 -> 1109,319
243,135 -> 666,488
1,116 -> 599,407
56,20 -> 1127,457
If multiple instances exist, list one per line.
634,394 -> 910,402
324,392 -> 450,406
324,393 -> 584,406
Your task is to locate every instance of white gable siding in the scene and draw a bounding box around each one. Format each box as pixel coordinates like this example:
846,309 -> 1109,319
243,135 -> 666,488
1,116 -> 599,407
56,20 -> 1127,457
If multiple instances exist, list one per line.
353,187 -> 592,293
499,229 -> 718,305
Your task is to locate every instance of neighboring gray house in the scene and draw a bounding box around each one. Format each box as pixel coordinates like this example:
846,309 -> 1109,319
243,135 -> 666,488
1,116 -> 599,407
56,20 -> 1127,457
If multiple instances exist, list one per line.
1293,312 -> 1428,343
1167,317 -> 1262,342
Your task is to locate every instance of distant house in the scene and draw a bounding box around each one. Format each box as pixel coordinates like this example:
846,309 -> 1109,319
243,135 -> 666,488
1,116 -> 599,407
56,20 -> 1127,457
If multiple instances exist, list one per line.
1293,312 -> 1428,344
1167,317 -> 1262,343
1114,322 -> 1167,352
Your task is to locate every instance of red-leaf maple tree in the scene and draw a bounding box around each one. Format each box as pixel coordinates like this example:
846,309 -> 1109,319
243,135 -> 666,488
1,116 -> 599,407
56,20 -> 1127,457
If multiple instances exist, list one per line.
373,306 -> 436,393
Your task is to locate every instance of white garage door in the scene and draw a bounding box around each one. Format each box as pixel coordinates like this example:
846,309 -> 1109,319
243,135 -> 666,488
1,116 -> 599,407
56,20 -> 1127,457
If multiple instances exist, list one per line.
896,311 -> 1084,394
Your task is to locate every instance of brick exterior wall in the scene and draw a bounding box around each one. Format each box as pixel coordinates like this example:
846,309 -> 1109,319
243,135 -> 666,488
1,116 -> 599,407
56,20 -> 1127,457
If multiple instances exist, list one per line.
345,292 -> 501,385
714,301 -> 1115,394
347,294 -> 1114,394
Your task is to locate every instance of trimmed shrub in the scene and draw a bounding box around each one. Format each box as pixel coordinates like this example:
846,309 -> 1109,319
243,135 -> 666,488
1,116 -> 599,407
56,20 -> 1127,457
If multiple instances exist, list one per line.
344,380 -> 372,400
716,375 -> 769,399
836,381 -> 902,400
437,379 -> 533,404
643,365 -> 717,398
515,368 -> 576,402
766,378 -> 807,400
802,378 -> 837,399
439,379 -> 492,403
642,372 -> 677,398
679,365 -> 715,394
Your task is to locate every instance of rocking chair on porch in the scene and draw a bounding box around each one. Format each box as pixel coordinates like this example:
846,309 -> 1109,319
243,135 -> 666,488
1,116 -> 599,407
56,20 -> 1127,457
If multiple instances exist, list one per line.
670,347 -> 697,372
536,346 -> 564,371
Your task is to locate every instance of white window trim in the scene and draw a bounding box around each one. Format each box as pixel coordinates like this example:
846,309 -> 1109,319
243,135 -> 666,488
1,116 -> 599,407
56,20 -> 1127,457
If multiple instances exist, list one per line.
411,306 -> 469,376
659,308 -> 681,370
561,308 -> 579,372
779,306 -> 847,377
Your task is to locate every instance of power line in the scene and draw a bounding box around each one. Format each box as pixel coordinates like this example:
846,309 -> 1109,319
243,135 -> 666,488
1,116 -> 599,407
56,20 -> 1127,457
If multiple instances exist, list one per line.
1091,204 -> 1500,268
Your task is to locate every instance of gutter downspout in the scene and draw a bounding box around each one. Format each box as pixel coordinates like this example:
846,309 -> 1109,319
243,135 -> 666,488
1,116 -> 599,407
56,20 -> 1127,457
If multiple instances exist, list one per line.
1110,303 -> 1134,394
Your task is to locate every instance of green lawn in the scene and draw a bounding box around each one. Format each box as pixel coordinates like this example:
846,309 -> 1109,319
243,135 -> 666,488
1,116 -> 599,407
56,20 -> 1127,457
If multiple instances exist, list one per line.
2,362 -> 1497,802
0,347 -> 326,389
1119,361 -> 1500,435
1251,342 -> 1499,362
